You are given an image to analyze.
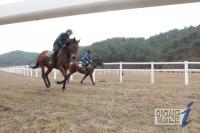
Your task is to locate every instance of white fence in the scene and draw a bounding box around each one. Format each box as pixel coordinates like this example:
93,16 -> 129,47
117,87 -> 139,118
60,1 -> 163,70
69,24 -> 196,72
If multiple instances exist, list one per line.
1,61 -> 200,85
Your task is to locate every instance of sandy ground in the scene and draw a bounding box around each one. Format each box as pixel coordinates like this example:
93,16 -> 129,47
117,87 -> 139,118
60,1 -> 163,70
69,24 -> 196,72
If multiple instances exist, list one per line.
0,70 -> 200,133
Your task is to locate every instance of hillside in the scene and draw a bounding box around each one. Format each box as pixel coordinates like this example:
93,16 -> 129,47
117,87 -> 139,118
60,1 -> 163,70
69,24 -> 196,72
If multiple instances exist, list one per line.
1,25 -> 200,66
78,25 -> 200,62
0,50 -> 38,67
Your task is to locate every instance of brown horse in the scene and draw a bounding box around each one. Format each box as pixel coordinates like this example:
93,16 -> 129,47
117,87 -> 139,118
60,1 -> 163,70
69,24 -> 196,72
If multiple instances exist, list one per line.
30,38 -> 79,90
57,59 -> 104,85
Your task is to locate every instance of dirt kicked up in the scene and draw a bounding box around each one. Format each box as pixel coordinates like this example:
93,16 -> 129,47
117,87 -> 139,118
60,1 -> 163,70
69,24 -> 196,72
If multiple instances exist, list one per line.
0,71 -> 200,133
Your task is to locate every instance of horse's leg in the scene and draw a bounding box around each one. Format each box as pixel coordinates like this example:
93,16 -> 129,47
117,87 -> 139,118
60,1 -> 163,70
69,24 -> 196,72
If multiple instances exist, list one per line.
59,70 -> 76,89
56,66 -> 69,90
56,65 -> 66,84
65,71 -> 75,84
57,75 -> 67,84
80,74 -> 89,84
62,74 -> 71,90
45,67 -> 53,87
57,67 -> 76,84
41,66 -> 49,88
62,69 -> 76,89
89,73 -> 95,85
66,71 -> 70,84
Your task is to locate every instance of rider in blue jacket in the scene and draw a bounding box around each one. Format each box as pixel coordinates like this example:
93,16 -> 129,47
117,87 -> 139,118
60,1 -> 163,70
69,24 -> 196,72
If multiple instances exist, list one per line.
81,50 -> 92,67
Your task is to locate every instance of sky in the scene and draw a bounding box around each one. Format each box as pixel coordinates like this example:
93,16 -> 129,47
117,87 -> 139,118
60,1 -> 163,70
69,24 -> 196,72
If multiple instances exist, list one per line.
0,2 -> 200,54
0,0 -> 23,6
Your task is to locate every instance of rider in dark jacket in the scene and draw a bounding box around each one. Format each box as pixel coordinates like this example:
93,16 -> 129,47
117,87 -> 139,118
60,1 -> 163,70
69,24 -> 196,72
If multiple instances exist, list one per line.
49,29 -> 73,66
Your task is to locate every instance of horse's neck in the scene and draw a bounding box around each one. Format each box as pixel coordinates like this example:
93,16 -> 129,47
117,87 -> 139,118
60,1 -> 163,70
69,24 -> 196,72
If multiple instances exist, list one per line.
91,62 -> 98,69
58,48 -> 70,61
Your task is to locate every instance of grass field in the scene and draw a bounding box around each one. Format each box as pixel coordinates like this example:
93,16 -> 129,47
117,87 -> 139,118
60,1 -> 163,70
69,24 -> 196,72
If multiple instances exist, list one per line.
0,70 -> 200,133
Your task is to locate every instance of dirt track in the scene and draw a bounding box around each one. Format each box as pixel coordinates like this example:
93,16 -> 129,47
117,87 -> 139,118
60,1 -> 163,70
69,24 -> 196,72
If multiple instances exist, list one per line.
0,71 -> 200,133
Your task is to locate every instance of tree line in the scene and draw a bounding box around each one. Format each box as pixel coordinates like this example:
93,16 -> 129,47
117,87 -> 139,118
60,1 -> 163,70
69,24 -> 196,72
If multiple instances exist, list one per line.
0,25 -> 200,66
78,25 -> 200,62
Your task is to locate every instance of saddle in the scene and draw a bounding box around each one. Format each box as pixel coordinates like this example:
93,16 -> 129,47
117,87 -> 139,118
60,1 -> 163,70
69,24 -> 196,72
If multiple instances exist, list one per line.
79,62 -> 92,73
45,51 -> 58,68
78,62 -> 84,67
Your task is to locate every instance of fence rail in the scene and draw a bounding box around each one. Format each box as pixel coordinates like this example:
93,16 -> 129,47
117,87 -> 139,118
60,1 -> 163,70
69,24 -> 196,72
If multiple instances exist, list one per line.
1,61 -> 200,85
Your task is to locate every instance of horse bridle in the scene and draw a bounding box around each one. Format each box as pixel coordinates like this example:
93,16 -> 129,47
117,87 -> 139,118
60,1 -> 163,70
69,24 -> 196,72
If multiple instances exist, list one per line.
57,43 -> 71,60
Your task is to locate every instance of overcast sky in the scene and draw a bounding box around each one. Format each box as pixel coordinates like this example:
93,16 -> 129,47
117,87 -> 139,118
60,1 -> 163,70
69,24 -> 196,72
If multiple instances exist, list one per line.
0,2 -> 200,54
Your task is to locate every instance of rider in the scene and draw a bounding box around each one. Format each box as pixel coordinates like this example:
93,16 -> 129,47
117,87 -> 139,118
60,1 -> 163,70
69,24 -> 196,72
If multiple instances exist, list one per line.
49,29 -> 73,66
81,50 -> 92,67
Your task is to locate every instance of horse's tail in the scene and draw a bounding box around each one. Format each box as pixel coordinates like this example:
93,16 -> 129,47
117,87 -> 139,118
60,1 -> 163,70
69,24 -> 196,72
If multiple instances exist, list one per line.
29,62 -> 39,69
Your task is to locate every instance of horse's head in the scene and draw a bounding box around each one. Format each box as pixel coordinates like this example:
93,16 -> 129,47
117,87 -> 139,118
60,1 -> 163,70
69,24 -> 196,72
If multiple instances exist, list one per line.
68,38 -> 80,59
92,59 -> 104,68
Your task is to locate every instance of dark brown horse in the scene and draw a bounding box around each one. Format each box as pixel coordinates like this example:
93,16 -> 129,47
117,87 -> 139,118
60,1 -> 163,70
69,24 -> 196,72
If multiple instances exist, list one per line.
30,38 -> 79,89
57,59 -> 104,85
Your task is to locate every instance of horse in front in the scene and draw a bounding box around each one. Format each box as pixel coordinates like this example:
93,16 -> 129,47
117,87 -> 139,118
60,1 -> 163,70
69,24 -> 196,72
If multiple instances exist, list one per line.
30,38 -> 79,90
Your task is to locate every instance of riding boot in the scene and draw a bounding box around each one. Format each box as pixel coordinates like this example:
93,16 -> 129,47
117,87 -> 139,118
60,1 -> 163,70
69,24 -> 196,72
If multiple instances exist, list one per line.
49,50 -> 57,67
81,63 -> 87,72
85,63 -> 89,67
84,63 -> 90,72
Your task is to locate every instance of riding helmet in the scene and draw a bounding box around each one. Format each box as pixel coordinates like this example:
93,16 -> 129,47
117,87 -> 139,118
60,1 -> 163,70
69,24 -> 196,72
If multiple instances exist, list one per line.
66,29 -> 73,34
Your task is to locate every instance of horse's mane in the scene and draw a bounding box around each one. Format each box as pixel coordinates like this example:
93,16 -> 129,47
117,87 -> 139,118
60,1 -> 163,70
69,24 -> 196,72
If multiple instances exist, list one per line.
92,59 -> 102,62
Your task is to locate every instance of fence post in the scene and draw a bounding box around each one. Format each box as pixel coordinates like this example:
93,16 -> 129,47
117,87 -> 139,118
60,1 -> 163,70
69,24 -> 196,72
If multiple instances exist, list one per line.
120,61 -> 123,83
184,61 -> 189,85
70,74 -> 73,81
30,69 -> 33,76
26,66 -> 29,76
69,62 -> 73,81
151,61 -> 154,84
20,66 -> 24,75
23,66 -> 26,76
104,70 -> 106,75
17,66 -> 19,74
35,69 -> 38,77
93,70 -> 96,82
53,69 -> 57,80
14,66 -> 16,74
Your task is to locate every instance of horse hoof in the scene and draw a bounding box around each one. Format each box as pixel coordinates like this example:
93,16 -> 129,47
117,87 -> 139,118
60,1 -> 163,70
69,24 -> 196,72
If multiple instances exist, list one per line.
56,81 -> 61,84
